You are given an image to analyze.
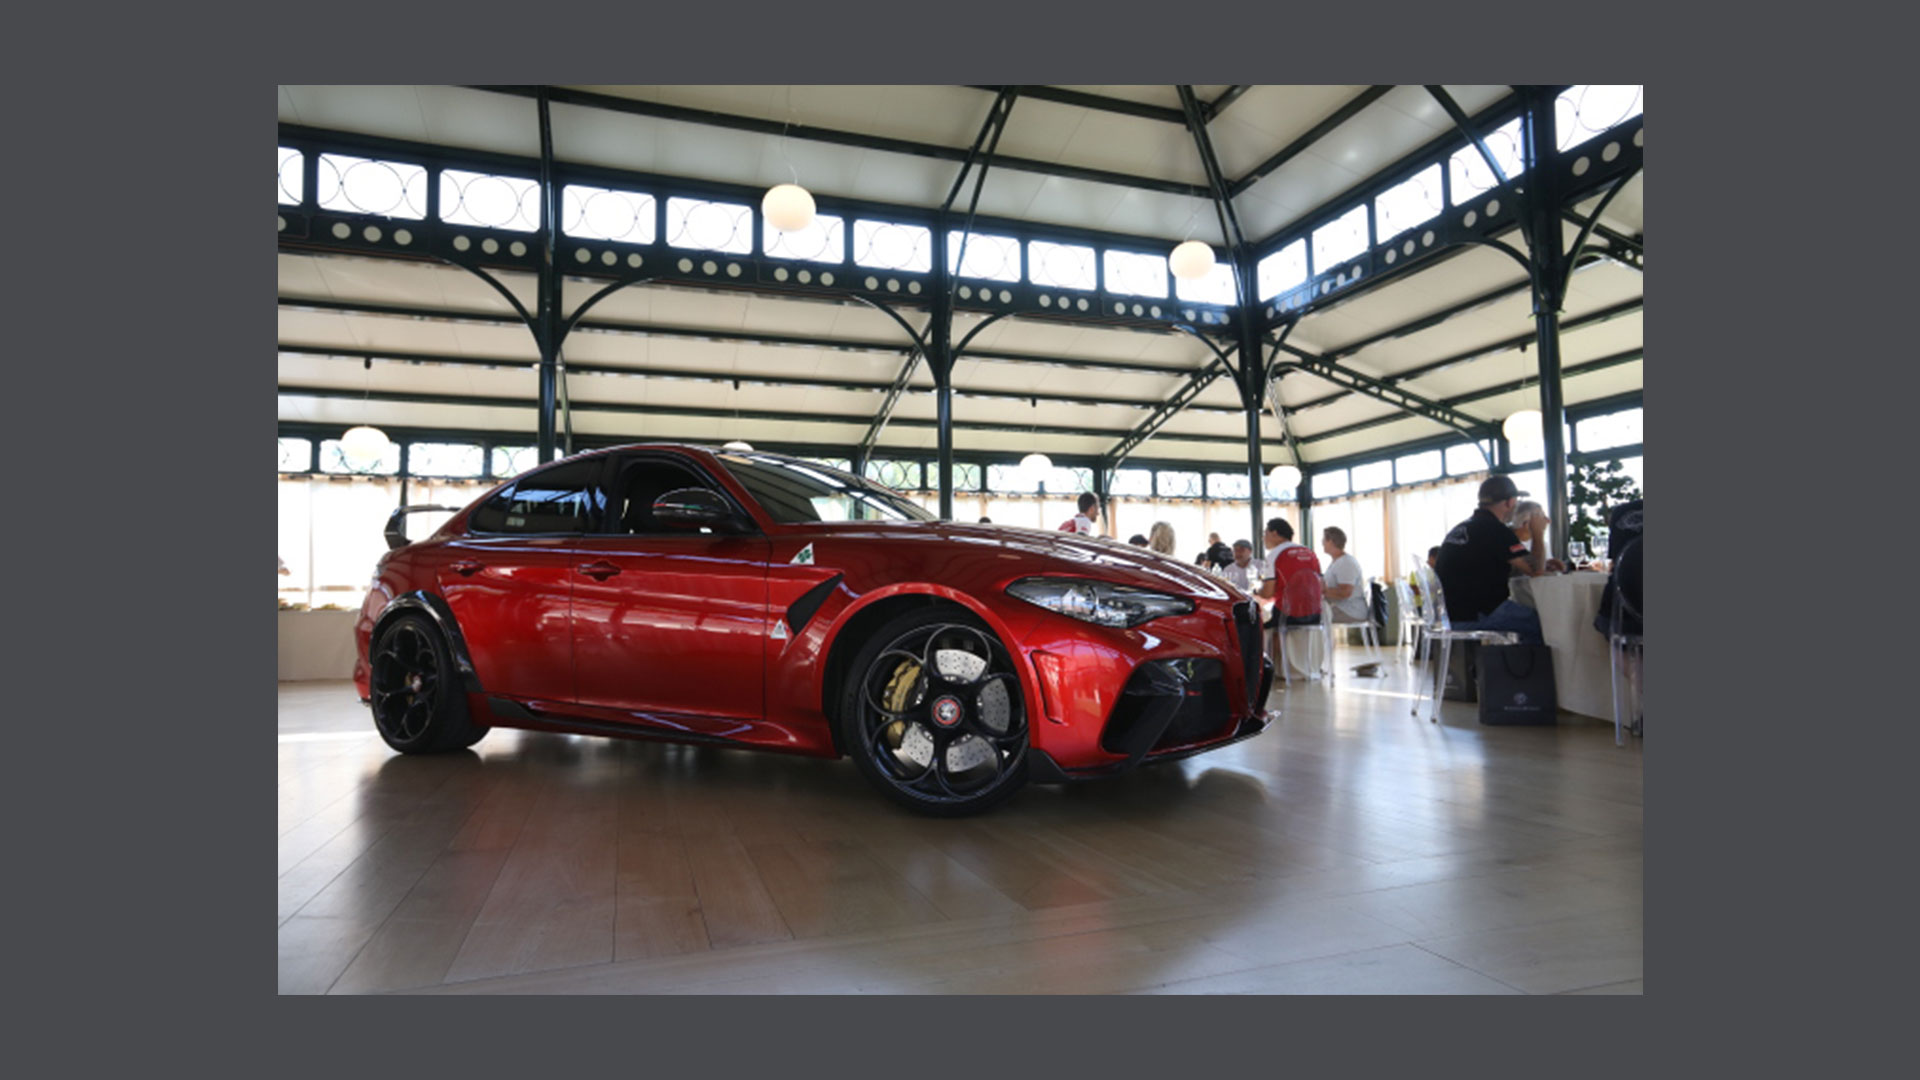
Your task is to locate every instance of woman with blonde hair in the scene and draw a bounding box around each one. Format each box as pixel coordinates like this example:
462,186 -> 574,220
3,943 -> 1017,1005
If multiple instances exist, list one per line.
1148,521 -> 1177,557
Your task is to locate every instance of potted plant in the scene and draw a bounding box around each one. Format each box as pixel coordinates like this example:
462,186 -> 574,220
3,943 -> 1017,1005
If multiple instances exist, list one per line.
1566,458 -> 1642,549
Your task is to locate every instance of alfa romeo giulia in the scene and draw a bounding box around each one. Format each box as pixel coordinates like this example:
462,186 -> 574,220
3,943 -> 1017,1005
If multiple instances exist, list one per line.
354,445 -> 1274,814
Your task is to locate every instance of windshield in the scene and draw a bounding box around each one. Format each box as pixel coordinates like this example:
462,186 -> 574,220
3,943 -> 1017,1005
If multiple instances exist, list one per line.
715,453 -> 936,524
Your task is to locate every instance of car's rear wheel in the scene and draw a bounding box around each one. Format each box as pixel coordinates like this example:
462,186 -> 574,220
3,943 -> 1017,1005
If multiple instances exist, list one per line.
837,606 -> 1028,816
369,613 -> 486,753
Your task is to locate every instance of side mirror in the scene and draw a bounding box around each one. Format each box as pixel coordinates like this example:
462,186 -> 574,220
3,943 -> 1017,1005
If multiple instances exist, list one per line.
653,487 -> 737,530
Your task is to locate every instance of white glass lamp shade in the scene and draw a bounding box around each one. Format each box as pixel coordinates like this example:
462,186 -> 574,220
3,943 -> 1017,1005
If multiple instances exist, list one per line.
1169,240 -> 1216,280
1019,452 -> 1053,474
1268,464 -> 1302,491
761,183 -> 816,233
720,440 -> 755,451
1502,409 -> 1544,445
339,425 -> 390,465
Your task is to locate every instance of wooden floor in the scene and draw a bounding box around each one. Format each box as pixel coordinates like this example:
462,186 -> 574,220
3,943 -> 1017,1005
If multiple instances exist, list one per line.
278,646 -> 1642,995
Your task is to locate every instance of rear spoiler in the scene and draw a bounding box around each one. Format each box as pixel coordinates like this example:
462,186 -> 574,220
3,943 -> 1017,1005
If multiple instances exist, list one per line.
384,505 -> 461,551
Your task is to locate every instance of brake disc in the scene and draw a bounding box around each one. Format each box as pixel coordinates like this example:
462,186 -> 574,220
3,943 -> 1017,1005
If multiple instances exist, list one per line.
976,678 -> 1011,735
933,647 -> 986,683
945,734 -> 996,774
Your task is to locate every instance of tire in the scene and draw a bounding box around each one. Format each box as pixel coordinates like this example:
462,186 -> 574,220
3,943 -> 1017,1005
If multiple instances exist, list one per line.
367,613 -> 486,754
836,605 -> 1028,816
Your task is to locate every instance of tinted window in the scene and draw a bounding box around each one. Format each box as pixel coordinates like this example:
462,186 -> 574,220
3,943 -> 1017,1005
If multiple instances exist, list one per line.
468,459 -> 603,534
715,453 -> 934,524
608,458 -> 715,533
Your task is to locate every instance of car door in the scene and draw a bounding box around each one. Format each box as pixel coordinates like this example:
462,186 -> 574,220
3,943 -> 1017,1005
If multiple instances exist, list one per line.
568,451 -> 772,732
434,456 -> 606,711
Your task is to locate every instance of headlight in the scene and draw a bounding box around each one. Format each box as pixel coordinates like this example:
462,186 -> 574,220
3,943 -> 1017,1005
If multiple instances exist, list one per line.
1005,577 -> 1195,628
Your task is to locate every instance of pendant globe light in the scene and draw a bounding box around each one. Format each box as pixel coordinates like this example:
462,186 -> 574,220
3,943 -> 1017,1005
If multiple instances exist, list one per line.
1268,464 -> 1302,492
762,183 -> 816,233
339,425 -> 390,468
1020,452 -> 1052,474
721,440 -> 755,451
1169,240 -> 1216,281
1502,408 -> 1544,445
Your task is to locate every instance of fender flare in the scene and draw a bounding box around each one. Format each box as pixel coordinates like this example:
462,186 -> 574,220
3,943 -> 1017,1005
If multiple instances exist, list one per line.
813,583 -> 1041,734
372,590 -> 484,694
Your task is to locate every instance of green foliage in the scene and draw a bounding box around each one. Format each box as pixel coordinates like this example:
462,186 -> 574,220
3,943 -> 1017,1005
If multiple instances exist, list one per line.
1567,459 -> 1641,547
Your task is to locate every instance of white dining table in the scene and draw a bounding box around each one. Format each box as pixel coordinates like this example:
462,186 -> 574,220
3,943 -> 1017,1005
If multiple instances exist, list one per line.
1514,571 -> 1614,719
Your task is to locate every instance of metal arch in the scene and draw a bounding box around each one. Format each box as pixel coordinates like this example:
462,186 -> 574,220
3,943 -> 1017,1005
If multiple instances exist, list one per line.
953,311 -> 1013,358
846,294 -> 928,353
1566,167 -> 1643,292
433,257 -> 537,330
560,274 -> 658,342
1458,235 -> 1537,276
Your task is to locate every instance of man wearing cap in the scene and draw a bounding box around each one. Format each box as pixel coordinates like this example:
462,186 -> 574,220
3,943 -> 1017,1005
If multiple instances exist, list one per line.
1433,475 -> 1559,645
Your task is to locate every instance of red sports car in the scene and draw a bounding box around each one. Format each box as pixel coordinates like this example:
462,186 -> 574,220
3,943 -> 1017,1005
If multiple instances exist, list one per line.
354,445 -> 1274,814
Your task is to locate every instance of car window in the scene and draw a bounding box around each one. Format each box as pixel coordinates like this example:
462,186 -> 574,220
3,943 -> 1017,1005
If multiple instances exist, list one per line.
716,452 -> 934,524
607,457 -> 717,534
468,458 -> 604,534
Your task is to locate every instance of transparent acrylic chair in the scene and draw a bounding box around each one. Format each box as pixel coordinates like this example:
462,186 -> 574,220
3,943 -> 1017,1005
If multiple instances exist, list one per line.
1412,565 -> 1518,722
1328,581 -> 1381,657
1278,571 -> 1333,684
1394,576 -> 1428,662
1608,537 -> 1644,746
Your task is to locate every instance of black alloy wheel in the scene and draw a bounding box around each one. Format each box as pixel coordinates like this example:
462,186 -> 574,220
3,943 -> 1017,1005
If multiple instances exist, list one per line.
368,613 -> 485,753
839,607 -> 1028,816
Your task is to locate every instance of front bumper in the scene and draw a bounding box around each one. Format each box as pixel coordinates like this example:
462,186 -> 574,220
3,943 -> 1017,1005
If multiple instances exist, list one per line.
1019,600 -> 1273,777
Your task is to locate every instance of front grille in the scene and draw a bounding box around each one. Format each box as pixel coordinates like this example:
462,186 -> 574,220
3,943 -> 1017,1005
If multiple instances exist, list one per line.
1101,658 -> 1231,758
1232,601 -> 1263,712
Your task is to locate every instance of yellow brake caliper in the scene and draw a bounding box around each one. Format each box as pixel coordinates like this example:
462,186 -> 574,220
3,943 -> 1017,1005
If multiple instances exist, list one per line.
881,659 -> 921,749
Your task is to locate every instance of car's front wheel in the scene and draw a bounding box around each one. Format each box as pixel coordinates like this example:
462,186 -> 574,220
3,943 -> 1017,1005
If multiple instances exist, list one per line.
837,606 -> 1029,816
368,613 -> 487,753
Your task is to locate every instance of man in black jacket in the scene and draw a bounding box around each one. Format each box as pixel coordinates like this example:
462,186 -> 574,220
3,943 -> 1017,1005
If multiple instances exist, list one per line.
1434,475 -> 1556,645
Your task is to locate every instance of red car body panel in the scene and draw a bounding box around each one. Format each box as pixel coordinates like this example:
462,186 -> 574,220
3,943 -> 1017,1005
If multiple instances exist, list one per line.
354,444 -> 1272,775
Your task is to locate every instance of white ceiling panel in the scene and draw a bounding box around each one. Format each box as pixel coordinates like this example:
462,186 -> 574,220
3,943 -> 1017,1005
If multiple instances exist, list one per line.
1055,110 -> 1209,187
991,100 -> 1091,165
278,393 -> 534,433
1017,175 -> 1136,234
1214,85 -> 1369,145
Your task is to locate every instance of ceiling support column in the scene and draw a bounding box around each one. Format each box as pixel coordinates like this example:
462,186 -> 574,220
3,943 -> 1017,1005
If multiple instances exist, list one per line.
1517,86 -> 1572,559
535,88 -> 561,463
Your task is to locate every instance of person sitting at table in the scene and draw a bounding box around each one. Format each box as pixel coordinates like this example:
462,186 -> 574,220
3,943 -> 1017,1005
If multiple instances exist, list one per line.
1127,534 -> 1150,547
1507,498 -> 1553,575
1320,526 -> 1369,626
1221,539 -> 1259,593
1433,475 -> 1556,645
1148,521 -> 1178,557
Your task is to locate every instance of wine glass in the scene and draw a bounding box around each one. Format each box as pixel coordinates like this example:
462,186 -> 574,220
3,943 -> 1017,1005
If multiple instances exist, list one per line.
1567,541 -> 1587,569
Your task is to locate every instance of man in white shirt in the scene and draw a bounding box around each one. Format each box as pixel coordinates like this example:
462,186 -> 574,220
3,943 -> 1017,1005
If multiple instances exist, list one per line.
1058,493 -> 1100,535
1221,540 -> 1259,594
1321,526 -> 1369,624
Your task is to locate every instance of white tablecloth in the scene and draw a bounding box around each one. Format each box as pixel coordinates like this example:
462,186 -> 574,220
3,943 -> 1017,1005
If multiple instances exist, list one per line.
1522,572 -> 1613,719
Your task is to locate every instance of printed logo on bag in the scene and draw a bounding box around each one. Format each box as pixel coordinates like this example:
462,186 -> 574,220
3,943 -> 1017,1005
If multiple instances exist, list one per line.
1513,692 -> 1529,706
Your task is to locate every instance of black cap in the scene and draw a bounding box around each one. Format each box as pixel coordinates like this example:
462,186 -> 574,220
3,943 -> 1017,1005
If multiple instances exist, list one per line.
1478,475 -> 1528,504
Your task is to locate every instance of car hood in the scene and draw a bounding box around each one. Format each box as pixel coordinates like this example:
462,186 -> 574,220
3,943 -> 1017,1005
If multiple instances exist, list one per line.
801,520 -> 1244,602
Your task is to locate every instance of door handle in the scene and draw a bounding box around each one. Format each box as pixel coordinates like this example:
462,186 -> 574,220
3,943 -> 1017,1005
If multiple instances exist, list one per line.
578,560 -> 622,581
450,560 -> 484,576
